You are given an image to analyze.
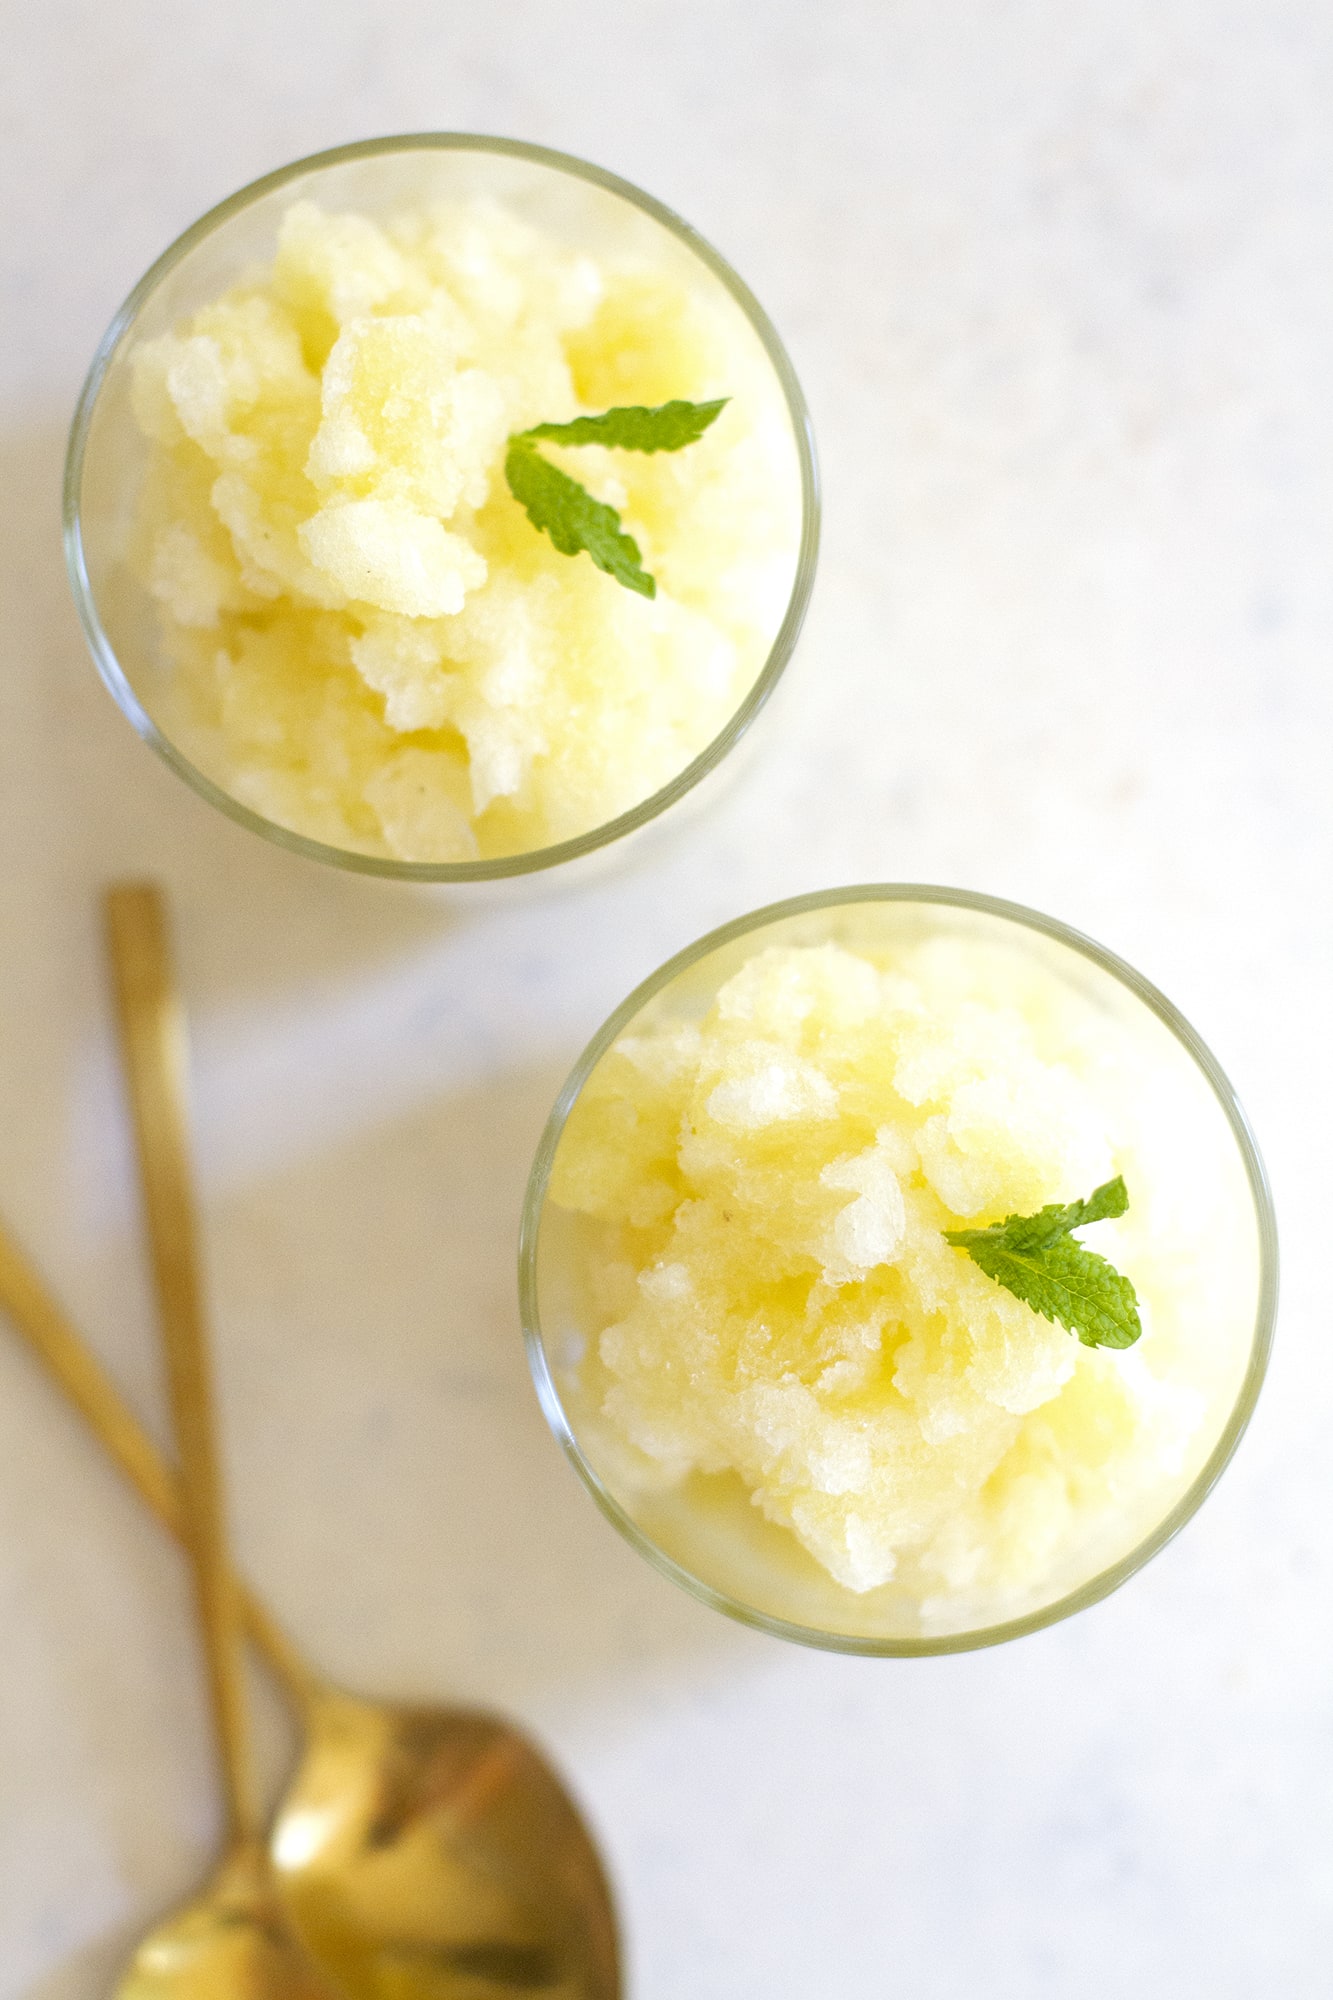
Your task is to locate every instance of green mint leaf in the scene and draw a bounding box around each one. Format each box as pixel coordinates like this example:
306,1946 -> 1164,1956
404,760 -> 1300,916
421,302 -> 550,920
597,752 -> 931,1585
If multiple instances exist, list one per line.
945,1176 -> 1141,1349
505,399 -> 727,593
504,438 -> 655,598
521,398 -> 728,453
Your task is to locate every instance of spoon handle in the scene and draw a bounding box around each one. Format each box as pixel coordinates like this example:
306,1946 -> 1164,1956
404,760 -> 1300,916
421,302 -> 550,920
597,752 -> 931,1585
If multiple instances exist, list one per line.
0,1214 -> 313,1708
106,882 -> 261,1850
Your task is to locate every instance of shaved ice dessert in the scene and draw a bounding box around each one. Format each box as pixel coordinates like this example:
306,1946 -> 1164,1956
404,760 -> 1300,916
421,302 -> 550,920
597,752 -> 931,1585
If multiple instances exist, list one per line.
121,194 -> 804,864
527,895 -> 1269,1645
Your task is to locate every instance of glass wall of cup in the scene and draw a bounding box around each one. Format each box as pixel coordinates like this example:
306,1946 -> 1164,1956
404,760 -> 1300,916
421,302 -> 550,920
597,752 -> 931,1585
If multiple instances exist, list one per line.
521,885 -> 1276,1656
65,134 -> 819,880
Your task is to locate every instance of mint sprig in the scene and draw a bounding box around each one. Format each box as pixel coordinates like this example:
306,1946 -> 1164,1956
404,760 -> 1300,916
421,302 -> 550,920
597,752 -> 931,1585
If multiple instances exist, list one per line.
944,1175 -> 1142,1350
504,398 -> 728,598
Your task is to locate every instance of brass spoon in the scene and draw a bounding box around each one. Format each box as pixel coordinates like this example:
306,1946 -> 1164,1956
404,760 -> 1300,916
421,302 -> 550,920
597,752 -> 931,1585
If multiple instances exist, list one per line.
0,1229 -> 620,1999
5,882 -> 621,1998
105,884 -> 347,1997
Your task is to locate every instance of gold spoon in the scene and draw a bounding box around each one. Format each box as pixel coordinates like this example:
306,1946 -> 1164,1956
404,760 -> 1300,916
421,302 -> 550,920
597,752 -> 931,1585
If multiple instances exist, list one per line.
0,1223 -> 620,1998
105,882 -> 347,1997
5,882 -> 621,1998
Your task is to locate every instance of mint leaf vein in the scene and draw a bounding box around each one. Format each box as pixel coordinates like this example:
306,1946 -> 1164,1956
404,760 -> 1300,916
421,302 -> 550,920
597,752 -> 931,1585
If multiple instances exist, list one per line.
504,398 -> 728,596
944,1175 -> 1142,1349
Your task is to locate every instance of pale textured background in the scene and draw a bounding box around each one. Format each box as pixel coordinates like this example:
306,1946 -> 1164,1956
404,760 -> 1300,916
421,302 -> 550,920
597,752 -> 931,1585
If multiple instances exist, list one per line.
2,3 -> 1331,1994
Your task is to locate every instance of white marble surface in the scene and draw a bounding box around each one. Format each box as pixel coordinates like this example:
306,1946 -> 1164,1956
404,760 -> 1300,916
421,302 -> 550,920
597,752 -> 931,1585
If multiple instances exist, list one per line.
2,3 -> 1331,1993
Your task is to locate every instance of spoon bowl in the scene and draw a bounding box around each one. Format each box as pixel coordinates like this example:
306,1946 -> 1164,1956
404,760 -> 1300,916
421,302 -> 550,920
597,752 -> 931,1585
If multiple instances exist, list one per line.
275,1693 -> 618,1996
117,1847 -> 338,2000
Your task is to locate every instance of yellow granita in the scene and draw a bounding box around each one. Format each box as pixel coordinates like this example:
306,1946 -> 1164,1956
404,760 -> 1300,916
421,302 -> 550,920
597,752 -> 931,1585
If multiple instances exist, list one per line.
129,198 -> 801,861
548,938 -> 1251,1617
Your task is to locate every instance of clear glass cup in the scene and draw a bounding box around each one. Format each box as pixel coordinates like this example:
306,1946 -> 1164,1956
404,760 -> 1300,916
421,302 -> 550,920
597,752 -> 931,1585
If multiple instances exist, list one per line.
64,135 -> 819,881
521,886 -> 1277,1656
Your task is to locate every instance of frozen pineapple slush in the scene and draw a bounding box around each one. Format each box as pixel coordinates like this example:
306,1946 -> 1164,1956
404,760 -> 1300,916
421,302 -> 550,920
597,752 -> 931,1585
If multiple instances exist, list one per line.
123,194 -> 802,863
530,896 -> 1267,1643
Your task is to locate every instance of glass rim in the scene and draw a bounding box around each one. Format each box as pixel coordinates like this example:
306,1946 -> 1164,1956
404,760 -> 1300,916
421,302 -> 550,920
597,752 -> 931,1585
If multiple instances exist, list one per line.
519,882 -> 1279,1657
63,131 -> 821,881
